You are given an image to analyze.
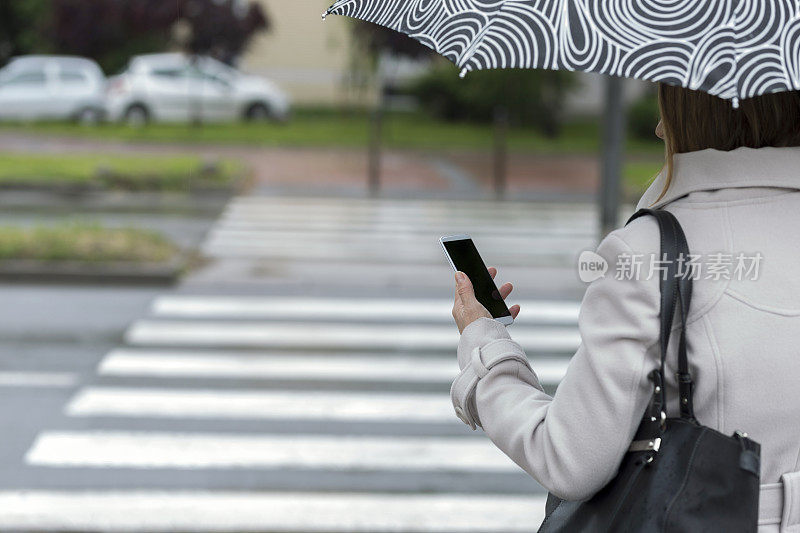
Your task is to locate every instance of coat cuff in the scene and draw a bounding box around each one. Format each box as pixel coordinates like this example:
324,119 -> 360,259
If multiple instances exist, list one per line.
457,317 -> 512,370
451,328 -> 531,430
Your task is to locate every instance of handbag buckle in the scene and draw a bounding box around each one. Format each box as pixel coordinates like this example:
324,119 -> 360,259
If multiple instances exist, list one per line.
628,437 -> 661,453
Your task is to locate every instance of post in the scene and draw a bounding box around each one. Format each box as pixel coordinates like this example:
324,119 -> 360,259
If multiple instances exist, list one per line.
189,54 -> 203,128
368,102 -> 383,197
599,75 -> 626,239
493,106 -> 509,200
367,70 -> 388,197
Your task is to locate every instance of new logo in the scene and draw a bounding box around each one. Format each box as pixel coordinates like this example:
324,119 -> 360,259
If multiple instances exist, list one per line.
578,251 -> 608,283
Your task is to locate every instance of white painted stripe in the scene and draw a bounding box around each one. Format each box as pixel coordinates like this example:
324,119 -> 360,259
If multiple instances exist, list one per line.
0,491 -> 547,532
151,296 -> 580,324
125,321 -> 580,352
218,211 -> 599,229
0,372 -> 78,388
98,349 -> 570,384
217,217 -> 596,236
66,387 -> 457,422
202,236 -> 585,254
200,245 -> 577,265
26,431 -> 520,471
226,197 -> 613,217
208,228 -> 590,248
228,195 -> 594,208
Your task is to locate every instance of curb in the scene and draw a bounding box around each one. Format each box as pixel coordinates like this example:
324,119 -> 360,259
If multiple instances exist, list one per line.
0,259 -> 184,286
0,189 -> 234,215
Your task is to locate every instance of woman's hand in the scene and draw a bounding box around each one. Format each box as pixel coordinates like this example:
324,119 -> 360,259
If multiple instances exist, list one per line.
452,266 -> 521,334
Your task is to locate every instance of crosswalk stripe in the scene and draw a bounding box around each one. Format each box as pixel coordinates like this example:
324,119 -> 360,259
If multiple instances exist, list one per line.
97,349 -> 570,384
217,211 -> 598,229
225,201 -> 608,223
203,233 -> 585,249
217,218 -> 596,236
26,431 -> 521,471
151,296 -> 580,324
66,387 -> 458,422
208,228 -> 591,248
125,321 -> 581,352
200,244 -> 579,265
228,195 -> 593,208
0,491 -> 547,532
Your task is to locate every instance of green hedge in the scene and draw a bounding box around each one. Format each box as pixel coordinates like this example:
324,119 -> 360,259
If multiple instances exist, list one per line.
407,64 -> 577,136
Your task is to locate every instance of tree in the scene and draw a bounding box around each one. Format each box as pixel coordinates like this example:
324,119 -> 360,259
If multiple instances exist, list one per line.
0,0 -> 50,66
1,0 -> 271,73
351,20 -> 433,64
409,62 -> 576,136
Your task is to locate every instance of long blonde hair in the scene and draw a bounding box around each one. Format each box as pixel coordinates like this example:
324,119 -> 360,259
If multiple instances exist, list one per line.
654,84 -> 800,203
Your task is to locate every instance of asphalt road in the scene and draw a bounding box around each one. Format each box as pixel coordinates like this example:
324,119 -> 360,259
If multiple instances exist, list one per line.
0,194 -> 630,532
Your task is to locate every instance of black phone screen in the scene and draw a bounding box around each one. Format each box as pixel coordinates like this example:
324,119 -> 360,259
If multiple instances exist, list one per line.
443,238 -> 511,319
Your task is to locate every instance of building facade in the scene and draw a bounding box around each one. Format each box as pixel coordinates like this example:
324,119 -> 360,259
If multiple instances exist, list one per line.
242,1 -> 649,112
242,0 -> 359,105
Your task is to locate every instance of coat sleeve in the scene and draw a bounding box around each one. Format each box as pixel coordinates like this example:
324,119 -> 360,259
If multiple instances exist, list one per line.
451,231 -> 662,501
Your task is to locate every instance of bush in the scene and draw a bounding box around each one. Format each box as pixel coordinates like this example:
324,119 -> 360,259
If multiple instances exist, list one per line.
407,63 -> 576,137
629,91 -> 660,140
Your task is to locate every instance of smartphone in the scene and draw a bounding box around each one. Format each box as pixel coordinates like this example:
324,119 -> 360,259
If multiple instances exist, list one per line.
440,234 -> 513,326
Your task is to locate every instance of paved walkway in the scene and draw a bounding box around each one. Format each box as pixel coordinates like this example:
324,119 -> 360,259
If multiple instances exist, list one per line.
0,132 -> 604,200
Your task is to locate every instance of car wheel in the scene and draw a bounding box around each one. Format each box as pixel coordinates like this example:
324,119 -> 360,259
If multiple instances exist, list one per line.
245,103 -> 271,122
124,105 -> 150,127
76,107 -> 103,126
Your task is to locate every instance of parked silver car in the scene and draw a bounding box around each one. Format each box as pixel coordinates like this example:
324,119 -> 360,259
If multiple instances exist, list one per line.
0,56 -> 106,123
107,54 -> 290,125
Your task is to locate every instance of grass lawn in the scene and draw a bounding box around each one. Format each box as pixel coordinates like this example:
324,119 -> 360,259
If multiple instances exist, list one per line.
624,160 -> 662,191
0,224 -> 178,263
0,108 -> 665,155
0,153 -> 244,191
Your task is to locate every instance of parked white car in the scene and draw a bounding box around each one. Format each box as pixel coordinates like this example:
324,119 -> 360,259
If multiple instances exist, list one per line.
0,56 -> 106,123
107,54 -> 290,125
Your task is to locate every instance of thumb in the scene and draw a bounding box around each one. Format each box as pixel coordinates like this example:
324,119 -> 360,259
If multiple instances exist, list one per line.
455,271 -> 475,302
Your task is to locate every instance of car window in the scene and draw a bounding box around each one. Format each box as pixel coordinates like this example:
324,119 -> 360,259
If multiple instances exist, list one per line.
2,71 -> 47,87
187,67 -> 232,87
151,68 -> 185,79
59,70 -> 90,84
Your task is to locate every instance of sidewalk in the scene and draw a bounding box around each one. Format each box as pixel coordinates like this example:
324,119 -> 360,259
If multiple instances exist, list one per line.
0,132 -> 606,200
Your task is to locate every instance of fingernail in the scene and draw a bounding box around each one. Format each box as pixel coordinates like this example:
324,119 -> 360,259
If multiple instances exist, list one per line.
456,272 -> 466,283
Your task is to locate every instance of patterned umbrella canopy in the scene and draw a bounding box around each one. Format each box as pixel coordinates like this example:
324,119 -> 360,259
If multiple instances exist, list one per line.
324,0 -> 800,107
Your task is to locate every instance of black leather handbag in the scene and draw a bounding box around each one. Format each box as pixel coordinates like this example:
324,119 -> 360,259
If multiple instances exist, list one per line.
538,208 -> 762,532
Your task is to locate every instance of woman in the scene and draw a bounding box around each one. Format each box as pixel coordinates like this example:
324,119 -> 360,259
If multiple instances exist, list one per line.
450,83 -> 800,532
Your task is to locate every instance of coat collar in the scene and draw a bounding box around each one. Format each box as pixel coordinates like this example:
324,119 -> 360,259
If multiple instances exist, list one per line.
636,146 -> 800,210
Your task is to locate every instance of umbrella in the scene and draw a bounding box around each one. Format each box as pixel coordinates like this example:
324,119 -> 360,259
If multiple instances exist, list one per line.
323,0 -> 800,107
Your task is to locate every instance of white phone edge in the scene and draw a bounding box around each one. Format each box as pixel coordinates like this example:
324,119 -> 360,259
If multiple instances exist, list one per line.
439,234 -> 514,327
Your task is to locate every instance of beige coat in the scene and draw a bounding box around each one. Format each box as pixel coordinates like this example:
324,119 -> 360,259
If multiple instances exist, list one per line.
451,146 -> 800,531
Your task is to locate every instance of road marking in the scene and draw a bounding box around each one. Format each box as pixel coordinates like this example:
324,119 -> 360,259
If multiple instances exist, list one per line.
217,217 -> 596,236
204,236 -> 589,260
125,321 -> 580,352
151,296 -> 580,324
66,387 -> 458,422
98,349 -> 570,384
0,372 -> 78,388
200,246 -> 578,266
207,228 -> 590,250
0,491 -> 547,532
227,195 -> 604,214
26,431 -> 521,471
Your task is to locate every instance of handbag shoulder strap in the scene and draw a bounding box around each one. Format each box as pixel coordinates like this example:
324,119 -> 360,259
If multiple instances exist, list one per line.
626,209 -> 697,446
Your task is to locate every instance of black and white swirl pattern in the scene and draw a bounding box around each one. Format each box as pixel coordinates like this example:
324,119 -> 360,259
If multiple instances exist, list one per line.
327,0 -> 800,104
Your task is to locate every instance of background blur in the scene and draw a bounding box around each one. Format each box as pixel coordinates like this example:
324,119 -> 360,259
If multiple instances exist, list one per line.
0,1 -> 663,531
